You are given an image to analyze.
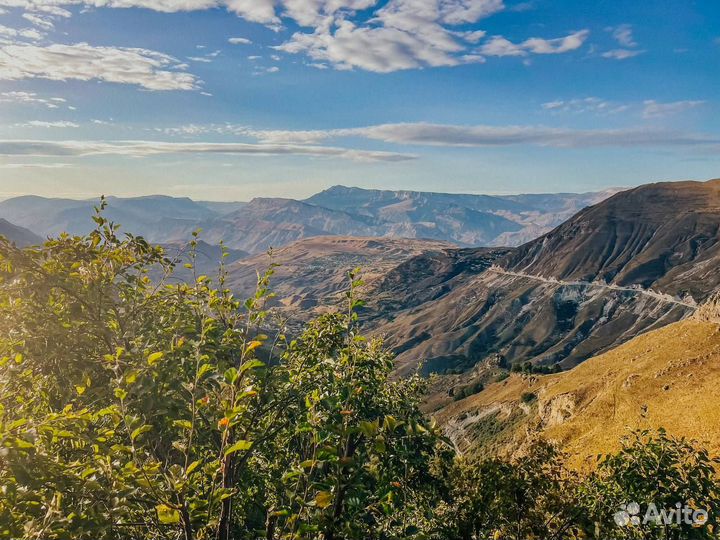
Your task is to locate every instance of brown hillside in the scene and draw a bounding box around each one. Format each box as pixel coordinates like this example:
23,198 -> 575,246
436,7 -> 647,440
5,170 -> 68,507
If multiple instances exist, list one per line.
435,317 -> 720,469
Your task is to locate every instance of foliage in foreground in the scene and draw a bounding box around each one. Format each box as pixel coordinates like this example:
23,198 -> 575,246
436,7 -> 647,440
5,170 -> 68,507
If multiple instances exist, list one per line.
0,209 -> 719,540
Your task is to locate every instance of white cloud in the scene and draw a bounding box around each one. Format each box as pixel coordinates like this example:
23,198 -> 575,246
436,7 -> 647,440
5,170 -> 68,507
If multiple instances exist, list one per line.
228,36 -> 252,44
0,161 -> 71,168
275,0 -> 581,72
224,0 -> 279,24
0,23 -> 44,40
481,29 -> 589,57
523,30 -> 589,53
601,24 -> 643,60
0,42 -> 199,90
266,66 -> 279,72
642,100 -> 705,119
21,13 -> 55,28
157,121 -> 720,150
0,0 -> 592,73
541,97 -> 629,115
17,120 -> 80,127
0,138 -> 416,161
601,48 -> 644,60
0,91 -> 67,108
606,23 -> 637,47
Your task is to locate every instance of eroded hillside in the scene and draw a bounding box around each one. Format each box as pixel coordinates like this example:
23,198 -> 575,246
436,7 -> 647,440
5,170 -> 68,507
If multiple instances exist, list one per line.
435,314 -> 720,468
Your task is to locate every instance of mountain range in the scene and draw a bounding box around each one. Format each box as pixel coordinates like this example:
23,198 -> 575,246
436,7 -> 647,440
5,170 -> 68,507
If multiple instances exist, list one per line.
2,178 -> 719,463
0,185 -> 617,253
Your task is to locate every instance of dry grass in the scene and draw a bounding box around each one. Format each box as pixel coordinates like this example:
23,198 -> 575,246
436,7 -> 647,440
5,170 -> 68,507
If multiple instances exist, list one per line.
436,319 -> 720,468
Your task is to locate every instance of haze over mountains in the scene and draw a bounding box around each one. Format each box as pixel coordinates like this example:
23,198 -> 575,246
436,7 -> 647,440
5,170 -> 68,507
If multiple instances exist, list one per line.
2,178 -> 720,464
228,180 -> 720,392
0,185 -> 617,253
0,219 -> 42,247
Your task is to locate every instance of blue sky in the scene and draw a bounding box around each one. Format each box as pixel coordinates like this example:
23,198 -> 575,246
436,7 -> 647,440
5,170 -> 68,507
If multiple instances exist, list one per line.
0,0 -> 718,200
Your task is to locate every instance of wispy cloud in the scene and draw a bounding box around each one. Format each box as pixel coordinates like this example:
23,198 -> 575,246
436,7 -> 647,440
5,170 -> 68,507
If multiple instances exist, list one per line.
157,121 -> 720,150
15,120 -> 80,128
601,48 -> 644,60
607,24 -> 637,47
0,42 -> 199,90
0,162 -> 71,168
0,23 -> 44,40
601,23 -> 644,60
21,13 -> 55,29
642,100 -> 705,119
0,139 -> 416,162
0,91 -> 67,108
275,1 -> 588,72
541,97 -> 629,115
481,30 -> 589,57
0,0 -> 594,74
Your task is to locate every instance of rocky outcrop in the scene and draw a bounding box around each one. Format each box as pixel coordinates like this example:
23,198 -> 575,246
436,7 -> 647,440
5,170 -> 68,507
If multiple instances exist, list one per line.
694,292 -> 720,323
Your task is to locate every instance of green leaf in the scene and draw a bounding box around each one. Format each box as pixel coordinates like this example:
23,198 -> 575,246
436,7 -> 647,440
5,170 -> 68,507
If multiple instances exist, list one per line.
173,420 -> 192,430
224,367 -> 239,384
239,359 -> 265,374
185,459 -> 202,476
114,388 -> 127,400
131,424 -> 151,441
156,504 -> 181,525
224,439 -> 253,457
197,363 -> 215,380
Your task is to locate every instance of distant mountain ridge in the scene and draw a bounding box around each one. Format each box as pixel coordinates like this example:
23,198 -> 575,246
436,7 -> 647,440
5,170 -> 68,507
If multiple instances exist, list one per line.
0,218 -> 42,247
218,180 -> 720,389
374,180 -> 720,378
0,186 -> 618,254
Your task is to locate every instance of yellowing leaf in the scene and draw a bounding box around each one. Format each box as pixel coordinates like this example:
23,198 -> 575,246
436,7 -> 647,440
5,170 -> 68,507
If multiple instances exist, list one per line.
147,352 -> 164,366
173,420 -> 193,430
246,340 -> 262,353
315,491 -> 333,509
156,504 -> 181,525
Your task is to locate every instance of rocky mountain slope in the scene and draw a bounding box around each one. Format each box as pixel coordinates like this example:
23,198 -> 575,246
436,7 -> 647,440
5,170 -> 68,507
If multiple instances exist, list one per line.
306,185 -> 618,248
435,313 -> 720,468
0,186 -> 616,254
504,179 -> 720,299
226,236 -> 453,320
370,179 -> 720,379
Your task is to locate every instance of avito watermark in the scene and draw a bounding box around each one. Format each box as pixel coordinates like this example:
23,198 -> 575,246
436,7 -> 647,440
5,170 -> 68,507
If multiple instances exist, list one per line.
614,501 -> 708,528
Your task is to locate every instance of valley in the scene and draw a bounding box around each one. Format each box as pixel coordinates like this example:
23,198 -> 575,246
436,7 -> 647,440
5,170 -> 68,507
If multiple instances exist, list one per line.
2,178 -> 720,466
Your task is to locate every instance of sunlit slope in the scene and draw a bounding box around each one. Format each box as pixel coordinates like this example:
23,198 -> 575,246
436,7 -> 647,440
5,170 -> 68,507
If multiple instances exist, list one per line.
436,316 -> 720,467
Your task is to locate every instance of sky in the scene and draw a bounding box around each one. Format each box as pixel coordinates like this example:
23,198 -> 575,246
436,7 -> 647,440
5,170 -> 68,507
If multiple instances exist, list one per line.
0,0 -> 719,200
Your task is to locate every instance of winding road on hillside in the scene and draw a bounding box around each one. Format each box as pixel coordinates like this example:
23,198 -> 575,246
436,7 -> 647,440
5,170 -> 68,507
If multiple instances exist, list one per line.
486,266 -> 698,309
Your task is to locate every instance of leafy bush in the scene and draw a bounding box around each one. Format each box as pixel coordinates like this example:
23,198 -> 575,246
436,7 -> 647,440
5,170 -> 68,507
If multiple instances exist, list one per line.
1,206 -> 719,540
0,206 -> 446,540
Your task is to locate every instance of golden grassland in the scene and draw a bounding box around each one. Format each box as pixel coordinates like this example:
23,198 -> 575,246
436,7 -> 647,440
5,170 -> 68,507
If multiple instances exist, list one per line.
436,318 -> 720,469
